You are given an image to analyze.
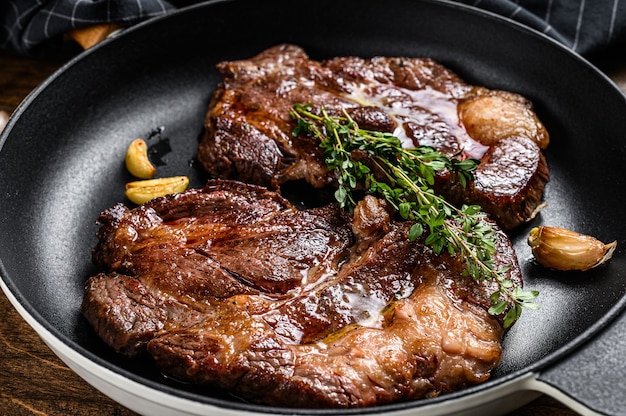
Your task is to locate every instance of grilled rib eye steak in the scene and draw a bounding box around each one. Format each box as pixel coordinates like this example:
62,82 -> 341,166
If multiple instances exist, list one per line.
198,44 -> 550,230
82,179 -> 522,408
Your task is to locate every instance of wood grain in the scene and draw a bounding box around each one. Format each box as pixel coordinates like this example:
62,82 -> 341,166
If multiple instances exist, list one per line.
0,47 -> 613,416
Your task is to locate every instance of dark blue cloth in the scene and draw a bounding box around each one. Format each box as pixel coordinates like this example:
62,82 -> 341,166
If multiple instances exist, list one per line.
455,0 -> 626,56
2,0 -> 625,56
0,0 -> 177,54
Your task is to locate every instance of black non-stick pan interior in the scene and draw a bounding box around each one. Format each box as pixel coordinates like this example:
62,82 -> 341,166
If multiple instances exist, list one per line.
1,0 -> 625,413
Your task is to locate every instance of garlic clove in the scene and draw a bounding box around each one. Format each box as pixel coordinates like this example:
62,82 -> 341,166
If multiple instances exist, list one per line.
528,226 -> 617,271
125,138 -> 157,179
125,176 -> 189,205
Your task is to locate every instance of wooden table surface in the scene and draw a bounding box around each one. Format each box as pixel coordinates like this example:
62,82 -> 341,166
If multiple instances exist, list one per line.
1,46 -> 625,416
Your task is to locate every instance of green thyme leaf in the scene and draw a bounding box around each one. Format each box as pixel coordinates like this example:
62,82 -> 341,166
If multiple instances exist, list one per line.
290,104 -> 539,328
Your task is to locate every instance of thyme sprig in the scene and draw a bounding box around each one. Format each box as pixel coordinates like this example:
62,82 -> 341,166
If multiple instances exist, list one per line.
290,103 -> 538,328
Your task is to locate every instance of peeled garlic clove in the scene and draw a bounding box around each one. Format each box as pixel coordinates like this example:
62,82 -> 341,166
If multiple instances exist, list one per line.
125,176 -> 189,204
528,226 -> 617,271
125,138 -> 156,179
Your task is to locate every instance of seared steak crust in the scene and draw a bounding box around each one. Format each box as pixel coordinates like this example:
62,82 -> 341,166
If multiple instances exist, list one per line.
82,180 -> 522,408
198,44 -> 549,230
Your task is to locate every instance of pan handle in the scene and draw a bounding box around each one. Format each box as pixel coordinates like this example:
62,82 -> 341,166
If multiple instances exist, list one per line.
520,309 -> 626,416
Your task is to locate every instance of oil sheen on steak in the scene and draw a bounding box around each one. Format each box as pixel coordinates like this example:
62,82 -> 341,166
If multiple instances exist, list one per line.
82,179 -> 522,408
198,44 -> 550,230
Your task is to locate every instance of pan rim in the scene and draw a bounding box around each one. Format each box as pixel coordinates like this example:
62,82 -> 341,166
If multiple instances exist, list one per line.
4,265 -> 624,414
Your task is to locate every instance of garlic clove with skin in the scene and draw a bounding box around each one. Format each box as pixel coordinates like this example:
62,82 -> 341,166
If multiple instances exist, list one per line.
528,226 -> 617,271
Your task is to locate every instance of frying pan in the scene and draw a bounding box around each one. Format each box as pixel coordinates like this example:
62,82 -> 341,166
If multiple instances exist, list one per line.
1,0 -> 625,415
